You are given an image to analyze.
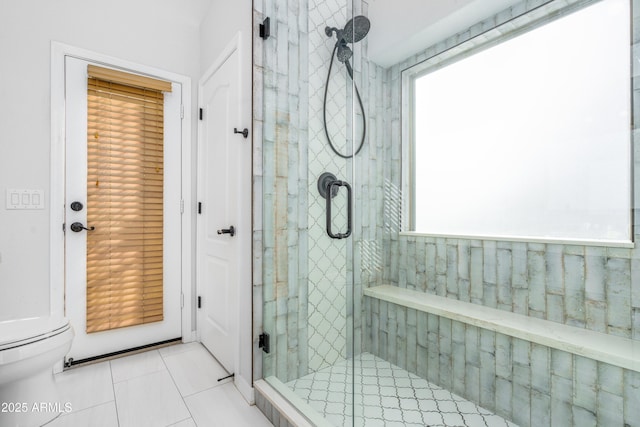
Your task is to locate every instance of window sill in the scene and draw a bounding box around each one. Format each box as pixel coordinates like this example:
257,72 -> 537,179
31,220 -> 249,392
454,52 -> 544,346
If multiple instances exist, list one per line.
399,231 -> 635,249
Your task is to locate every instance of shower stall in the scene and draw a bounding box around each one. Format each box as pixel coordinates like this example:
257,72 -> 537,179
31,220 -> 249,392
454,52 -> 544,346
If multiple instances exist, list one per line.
253,0 -> 640,426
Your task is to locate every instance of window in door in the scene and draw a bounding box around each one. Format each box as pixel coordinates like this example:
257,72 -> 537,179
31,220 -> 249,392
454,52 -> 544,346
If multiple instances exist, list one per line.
85,65 -> 172,333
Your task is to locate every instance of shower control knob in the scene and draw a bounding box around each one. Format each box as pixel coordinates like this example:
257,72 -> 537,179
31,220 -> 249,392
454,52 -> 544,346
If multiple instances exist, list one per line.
217,226 -> 235,237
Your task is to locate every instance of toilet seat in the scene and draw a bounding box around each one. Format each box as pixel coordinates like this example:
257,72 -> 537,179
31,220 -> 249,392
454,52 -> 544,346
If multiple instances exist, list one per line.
0,317 -> 71,352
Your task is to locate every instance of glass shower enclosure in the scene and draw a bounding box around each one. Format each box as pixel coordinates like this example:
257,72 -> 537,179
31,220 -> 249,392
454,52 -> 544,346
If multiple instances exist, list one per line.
257,0 -> 373,424
256,0 -> 640,426
255,0 -> 504,424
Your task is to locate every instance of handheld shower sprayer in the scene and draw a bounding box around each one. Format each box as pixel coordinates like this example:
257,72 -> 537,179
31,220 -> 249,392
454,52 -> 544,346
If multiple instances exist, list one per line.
323,16 -> 371,159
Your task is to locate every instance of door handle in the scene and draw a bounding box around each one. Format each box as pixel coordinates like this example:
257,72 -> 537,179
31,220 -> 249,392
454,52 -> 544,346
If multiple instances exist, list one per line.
70,222 -> 95,232
325,180 -> 352,239
217,226 -> 235,237
317,172 -> 352,240
234,128 -> 249,138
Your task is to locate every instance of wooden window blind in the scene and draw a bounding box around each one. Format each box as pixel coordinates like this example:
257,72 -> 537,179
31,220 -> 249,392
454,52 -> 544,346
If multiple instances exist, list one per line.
85,66 -> 171,333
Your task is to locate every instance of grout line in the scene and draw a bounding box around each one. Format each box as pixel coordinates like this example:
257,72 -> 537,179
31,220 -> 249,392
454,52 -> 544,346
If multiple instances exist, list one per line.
108,360 -> 121,427
164,416 -> 194,427
54,362 -> 117,419
179,377 -> 234,399
158,342 -> 201,360
160,344 -> 198,426
110,350 -> 167,384
41,402 -> 119,426
162,342 -> 234,398
40,411 -> 65,426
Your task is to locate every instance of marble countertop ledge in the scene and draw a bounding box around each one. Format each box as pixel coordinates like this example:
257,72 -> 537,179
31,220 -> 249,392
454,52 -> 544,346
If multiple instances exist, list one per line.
364,285 -> 640,373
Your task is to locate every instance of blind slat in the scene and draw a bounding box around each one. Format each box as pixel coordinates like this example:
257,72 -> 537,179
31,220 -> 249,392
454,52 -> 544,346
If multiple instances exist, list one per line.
86,67 -> 165,334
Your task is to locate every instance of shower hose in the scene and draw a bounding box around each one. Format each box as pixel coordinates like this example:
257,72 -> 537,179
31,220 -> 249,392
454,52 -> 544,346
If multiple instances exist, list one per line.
323,44 -> 367,159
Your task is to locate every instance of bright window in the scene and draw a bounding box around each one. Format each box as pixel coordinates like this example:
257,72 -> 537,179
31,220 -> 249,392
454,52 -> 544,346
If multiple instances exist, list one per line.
410,0 -> 631,243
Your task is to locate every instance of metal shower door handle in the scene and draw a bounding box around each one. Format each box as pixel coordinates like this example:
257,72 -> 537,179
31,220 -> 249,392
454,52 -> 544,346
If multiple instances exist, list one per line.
326,180 -> 352,239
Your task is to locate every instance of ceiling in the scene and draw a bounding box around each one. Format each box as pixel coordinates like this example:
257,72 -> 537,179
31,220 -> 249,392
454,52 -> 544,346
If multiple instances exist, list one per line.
367,0 -> 523,67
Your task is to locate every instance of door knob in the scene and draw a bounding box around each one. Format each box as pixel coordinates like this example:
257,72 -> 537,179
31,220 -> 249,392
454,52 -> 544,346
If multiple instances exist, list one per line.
70,222 -> 95,232
217,226 -> 235,237
70,201 -> 84,211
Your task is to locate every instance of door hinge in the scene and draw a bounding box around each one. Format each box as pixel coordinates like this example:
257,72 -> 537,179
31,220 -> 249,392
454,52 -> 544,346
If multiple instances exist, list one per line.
180,104 -> 184,120
199,108 -> 203,120
180,292 -> 184,309
259,332 -> 270,354
197,296 -> 202,309
198,202 -> 202,214
260,17 -> 270,40
180,199 -> 184,214
62,223 -> 66,232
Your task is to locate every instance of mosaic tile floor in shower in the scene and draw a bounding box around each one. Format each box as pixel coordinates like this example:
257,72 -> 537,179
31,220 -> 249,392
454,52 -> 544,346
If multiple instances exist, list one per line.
286,353 -> 519,427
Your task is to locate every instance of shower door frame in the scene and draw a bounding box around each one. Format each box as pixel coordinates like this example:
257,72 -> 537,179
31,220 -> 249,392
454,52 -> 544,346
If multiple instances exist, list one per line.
257,0 -> 365,424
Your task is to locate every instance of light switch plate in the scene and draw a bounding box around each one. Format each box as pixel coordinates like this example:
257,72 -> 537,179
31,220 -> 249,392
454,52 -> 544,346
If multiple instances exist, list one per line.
6,189 -> 45,210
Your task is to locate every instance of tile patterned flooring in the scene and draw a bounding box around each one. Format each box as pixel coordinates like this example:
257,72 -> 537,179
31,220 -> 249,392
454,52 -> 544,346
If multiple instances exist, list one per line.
49,345 -> 518,427
48,342 -> 272,427
287,353 -> 519,427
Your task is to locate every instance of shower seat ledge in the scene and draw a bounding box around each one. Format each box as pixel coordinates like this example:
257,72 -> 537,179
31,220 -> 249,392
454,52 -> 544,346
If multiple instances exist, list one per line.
365,284 -> 640,372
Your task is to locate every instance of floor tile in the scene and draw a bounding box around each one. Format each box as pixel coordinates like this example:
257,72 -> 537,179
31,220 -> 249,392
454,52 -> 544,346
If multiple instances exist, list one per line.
286,353 -> 518,427
55,361 -> 114,413
163,343 -> 229,396
114,370 -> 190,427
158,341 -> 202,358
185,382 -> 272,427
52,343 -> 273,427
47,401 -> 119,427
110,349 -> 166,383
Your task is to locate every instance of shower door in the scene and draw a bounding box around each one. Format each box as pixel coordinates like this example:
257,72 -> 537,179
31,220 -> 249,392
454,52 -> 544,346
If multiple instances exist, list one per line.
259,0 -> 370,424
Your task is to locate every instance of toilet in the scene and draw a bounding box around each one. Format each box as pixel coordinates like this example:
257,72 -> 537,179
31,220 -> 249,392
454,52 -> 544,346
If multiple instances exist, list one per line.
0,316 -> 74,427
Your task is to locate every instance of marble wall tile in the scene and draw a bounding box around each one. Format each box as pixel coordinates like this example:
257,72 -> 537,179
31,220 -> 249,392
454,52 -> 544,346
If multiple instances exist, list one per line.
365,296 -> 638,427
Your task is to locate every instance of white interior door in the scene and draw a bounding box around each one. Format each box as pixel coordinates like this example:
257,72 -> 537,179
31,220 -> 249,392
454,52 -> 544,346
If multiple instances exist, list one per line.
197,44 -> 241,373
64,56 -> 182,362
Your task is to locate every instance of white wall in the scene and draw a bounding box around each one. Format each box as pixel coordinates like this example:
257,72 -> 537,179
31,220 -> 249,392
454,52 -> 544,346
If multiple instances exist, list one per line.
198,0 -> 254,402
0,0 -> 209,321
0,0 -> 266,403
200,1 -> 251,77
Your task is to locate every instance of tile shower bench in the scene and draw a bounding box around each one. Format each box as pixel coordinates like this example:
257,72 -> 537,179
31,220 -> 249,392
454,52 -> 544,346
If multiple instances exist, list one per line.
364,285 -> 640,373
